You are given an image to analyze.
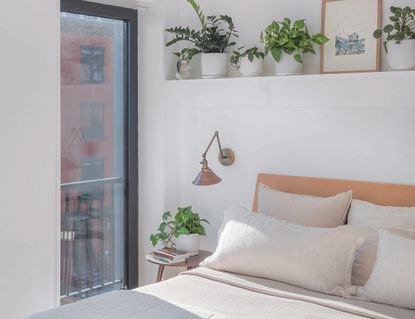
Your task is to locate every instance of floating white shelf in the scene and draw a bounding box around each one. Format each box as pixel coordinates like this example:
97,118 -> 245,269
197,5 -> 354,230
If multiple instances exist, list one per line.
163,70 -> 415,110
165,70 -> 415,84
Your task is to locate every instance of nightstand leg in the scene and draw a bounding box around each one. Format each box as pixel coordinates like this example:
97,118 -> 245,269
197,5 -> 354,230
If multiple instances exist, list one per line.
156,265 -> 165,283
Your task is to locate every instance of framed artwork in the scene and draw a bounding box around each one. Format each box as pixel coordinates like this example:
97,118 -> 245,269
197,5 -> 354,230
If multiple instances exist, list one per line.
321,0 -> 382,73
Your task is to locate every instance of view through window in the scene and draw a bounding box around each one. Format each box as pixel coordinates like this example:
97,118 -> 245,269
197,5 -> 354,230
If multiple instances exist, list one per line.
60,2 -> 138,304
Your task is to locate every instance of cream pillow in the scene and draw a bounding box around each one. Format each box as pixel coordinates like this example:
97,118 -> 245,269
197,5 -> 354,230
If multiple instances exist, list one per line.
358,231 -> 415,309
348,199 -> 415,286
257,185 -> 352,228
348,199 -> 415,230
202,207 -> 364,297
351,226 -> 415,286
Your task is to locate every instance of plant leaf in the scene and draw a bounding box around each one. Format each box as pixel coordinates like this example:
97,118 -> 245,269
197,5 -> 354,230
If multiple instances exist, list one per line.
294,53 -> 303,63
271,47 -> 282,62
373,29 -> 382,38
177,227 -> 190,236
150,234 -> 158,247
162,211 -> 171,221
383,24 -> 394,33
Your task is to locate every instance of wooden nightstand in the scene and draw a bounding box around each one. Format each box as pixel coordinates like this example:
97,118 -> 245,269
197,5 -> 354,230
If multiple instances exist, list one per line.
146,250 -> 212,283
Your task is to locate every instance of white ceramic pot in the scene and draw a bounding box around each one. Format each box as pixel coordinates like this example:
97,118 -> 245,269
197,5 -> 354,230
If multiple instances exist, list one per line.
275,54 -> 303,76
175,234 -> 200,256
201,53 -> 228,79
387,39 -> 415,71
240,57 -> 263,77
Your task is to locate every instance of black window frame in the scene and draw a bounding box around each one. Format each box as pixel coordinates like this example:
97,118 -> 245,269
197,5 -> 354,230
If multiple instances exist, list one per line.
61,0 -> 139,290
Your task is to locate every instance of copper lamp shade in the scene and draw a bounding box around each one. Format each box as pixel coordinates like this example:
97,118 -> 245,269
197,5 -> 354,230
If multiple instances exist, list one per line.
192,131 -> 235,186
192,160 -> 222,186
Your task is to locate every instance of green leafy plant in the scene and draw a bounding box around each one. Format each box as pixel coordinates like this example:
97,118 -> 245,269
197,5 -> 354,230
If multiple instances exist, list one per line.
374,6 -> 415,53
174,48 -> 200,62
261,18 -> 329,63
230,46 -> 265,70
165,0 -> 238,54
150,207 -> 209,248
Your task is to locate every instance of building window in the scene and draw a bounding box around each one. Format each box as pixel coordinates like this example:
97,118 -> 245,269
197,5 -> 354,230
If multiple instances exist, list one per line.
81,158 -> 105,181
81,46 -> 104,84
81,103 -> 104,141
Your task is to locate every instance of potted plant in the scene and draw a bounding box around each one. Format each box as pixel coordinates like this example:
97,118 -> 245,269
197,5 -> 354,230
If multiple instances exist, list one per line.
150,206 -> 209,256
230,46 -> 265,77
261,18 -> 329,75
165,0 -> 238,79
174,48 -> 199,80
374,6 -> 415,70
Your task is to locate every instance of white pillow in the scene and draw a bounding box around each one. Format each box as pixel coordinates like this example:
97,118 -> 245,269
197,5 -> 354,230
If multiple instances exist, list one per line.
348,199 -> 415,231
358,231 -> 415,309
348,199 -> 415,286
202,207 -> 364,297
351,226 -> 415,286
257,184 -> 352,228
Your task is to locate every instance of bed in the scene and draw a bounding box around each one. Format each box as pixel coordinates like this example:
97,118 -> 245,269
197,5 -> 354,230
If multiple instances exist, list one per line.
30,174 -> 415,319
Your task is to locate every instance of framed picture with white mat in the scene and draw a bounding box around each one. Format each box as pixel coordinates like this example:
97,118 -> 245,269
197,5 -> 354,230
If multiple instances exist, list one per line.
321,0 -> 382,73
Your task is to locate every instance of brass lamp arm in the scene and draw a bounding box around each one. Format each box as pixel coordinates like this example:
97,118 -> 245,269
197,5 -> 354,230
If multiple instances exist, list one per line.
202,131 -> 226,160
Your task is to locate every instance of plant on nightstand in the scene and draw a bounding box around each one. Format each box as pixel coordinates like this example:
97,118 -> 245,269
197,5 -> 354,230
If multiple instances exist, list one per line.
374,6 -> 415,70
230,46 -> 265,77
150,206 -> 209,256
261,18 -> 329,75
165,0 -> 238,79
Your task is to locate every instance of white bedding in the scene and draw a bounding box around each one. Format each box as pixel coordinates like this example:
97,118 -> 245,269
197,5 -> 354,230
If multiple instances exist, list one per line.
30,267 -> 415,319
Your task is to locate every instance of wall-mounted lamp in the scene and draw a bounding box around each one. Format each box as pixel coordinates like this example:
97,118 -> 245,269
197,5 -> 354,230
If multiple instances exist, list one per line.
192,131 -> 235,186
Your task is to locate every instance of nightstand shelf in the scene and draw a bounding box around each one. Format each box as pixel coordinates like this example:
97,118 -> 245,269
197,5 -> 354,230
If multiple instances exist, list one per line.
146,250 -> 212,282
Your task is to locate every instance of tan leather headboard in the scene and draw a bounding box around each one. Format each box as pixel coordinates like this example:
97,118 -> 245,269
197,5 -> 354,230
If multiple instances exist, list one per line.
252,173 -> 415,212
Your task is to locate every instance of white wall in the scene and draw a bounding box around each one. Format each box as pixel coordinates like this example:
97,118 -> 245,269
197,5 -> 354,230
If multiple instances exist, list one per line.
138,0 -> 415,286
0,0 -> 60,318
173,73 -> 415,253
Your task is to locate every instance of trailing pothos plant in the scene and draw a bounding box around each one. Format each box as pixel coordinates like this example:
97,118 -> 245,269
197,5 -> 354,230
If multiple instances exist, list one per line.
165,0 -> 238,55
150,207 -> 209,248
261,18 -> 329,63
374,6 -> 415,53
230,46 -> 265,70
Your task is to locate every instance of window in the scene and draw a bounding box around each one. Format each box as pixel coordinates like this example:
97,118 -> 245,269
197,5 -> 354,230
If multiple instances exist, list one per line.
81,103 -> 104,140
81,46 -> 104,84
61,0 -> 138,305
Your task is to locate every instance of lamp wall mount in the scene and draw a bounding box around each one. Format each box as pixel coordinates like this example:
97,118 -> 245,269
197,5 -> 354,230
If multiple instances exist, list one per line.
201,131 -> 235,167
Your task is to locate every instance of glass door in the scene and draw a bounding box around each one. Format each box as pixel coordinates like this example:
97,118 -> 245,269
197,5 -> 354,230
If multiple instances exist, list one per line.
60,0 -> 137,305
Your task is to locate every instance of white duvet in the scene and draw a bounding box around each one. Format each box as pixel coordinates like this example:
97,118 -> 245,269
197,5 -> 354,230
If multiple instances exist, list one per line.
30,267 -> 415,319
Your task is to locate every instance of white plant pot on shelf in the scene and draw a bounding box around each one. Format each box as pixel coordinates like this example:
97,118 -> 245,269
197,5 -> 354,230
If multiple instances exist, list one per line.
240,57 -> 263,77
201,53 -> 228,79
387,39 -> 415,71
175,234 -> 200,256
275,54 -> 304,76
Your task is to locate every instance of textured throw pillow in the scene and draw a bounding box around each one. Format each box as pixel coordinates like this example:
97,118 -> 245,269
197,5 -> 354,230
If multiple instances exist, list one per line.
348,199 -> 415,230
358,231 -> 415,309
257,184 -> 352,227
202,207 -> 364,297
348,199 -> 415,286
351,226 -> 415,286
